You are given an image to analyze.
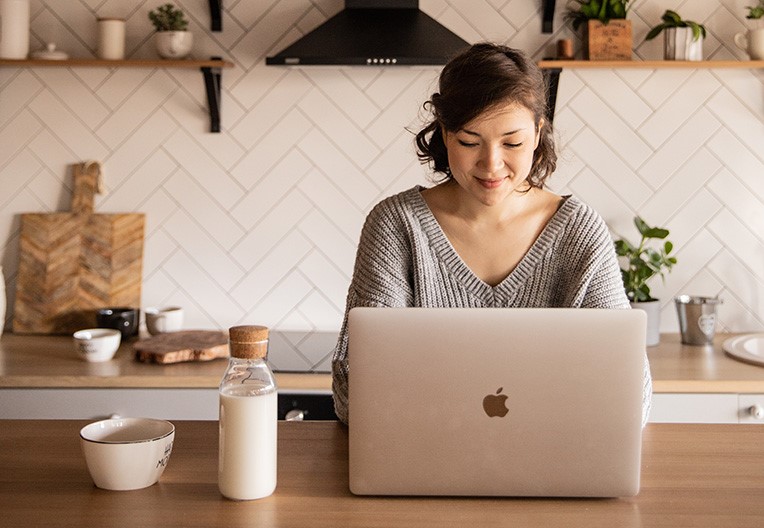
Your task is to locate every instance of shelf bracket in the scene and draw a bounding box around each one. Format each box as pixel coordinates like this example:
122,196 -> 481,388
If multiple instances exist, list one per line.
542,0 -> 555,33
543,67 -> 561,124
201,57 -> 223,133
209,0 -> 222,31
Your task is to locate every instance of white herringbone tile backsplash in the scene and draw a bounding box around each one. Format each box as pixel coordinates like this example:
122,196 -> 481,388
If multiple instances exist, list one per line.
1,0 -> 763,370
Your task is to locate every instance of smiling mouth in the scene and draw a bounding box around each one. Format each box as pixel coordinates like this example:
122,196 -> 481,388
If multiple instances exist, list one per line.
475,177 -> 505,189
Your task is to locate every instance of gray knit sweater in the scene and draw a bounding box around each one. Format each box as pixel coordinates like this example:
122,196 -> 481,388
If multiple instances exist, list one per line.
331,186 -> 652,425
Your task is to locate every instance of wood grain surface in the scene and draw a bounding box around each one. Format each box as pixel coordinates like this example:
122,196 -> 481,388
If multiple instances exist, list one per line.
133,330 -> 230,364
1,420 -> 763,527
584,19 -> 633,61
13,162 -> 144,334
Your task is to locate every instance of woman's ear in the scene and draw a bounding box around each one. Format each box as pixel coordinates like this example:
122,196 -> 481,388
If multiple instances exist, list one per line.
534,118 -> 544,149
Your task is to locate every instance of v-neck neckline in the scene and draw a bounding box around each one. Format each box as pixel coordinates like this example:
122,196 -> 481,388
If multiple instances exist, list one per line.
408,186 -> 577,302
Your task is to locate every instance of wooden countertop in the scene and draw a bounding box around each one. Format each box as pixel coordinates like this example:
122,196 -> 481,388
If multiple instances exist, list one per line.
0,333 -> 331,391
2,332 -> 763,393
648,333 -> 764,393
1,420 -> 763,526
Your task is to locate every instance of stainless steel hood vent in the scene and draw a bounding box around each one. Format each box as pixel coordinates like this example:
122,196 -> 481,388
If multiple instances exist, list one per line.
265,0 -> 469,66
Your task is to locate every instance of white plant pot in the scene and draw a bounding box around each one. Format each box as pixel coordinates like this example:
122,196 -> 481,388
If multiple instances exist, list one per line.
664,27 -> 703,61
155,31 -> 193,59
630,300 -> 661,347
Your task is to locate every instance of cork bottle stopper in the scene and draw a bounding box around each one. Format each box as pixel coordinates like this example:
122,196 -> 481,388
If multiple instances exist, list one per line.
228,325 -> 269,359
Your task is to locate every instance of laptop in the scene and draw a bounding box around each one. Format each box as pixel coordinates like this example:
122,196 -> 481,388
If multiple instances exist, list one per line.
347,307 -> 646,497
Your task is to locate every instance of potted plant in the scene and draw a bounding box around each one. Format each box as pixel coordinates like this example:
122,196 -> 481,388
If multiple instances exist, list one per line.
564,0 -> 632,60
614,217 -> 677,346
735,1 -> 764,59
148,3 -> 193,59
645,10 -> 706,61
746,0 -> 764,20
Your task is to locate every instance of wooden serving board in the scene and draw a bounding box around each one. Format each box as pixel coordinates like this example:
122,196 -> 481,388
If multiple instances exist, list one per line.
133,330 -> 230,364
13,162 -> 145,334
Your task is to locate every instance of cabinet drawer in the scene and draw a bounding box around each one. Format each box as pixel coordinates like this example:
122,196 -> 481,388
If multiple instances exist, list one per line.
650,394 -> 764,424
738,395 -> 764,424
649,394 -> 739,423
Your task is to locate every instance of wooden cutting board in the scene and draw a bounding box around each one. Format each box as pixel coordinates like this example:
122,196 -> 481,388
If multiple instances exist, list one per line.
133,330 -> 230,364
12,162 -> 145,334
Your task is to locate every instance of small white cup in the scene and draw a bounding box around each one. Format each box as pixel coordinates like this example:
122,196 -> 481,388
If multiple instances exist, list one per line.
734,28 -> 764,60
73,328 -> 121,362
145,306 -> 184,335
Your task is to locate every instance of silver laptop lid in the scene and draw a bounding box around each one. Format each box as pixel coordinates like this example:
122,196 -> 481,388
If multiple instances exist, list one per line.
348,307 -> 646,497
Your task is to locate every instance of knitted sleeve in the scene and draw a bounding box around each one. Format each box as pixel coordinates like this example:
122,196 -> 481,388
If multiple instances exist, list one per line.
569,207 -> 653,427
331,197 -> 414,424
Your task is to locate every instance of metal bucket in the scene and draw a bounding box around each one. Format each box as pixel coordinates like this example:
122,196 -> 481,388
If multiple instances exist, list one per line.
674,295 -> 722,346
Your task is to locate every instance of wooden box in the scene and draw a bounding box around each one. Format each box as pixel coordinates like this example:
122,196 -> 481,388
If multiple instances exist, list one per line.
584,20 -> 632,61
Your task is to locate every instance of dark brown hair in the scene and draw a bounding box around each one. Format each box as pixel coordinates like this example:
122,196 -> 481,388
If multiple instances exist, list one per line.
415,43 -> 556,188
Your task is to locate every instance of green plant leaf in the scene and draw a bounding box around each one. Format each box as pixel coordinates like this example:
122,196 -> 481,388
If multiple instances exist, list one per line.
645,23 -> 666,40
662,10 -> 682,24
634,216 -> 650,236
688,21 -> 703,41
644,227 -> 669,239
616,215 -> 675,301
614,239 -> 636,256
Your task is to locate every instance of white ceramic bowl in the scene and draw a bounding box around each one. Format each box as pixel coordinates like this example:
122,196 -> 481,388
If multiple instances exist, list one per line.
73,328 -> 121,362
80,418 -> 175,491
144,306 -> 184,335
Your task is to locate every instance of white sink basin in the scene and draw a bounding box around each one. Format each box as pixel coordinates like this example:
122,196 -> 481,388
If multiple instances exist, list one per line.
723,334 -> 764,367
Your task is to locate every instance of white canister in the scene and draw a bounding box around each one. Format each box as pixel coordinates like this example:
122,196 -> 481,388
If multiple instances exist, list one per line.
97,17 -> 125,60
0,0 -> 30,59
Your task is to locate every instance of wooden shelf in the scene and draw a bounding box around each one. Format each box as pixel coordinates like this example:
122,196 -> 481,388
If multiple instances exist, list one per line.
539,59 -> 764,124
0,58 -> 233,68
0,58 -> 234,132
539,59 -> 764,69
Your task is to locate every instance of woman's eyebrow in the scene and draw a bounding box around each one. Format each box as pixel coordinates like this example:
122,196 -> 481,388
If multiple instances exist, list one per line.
460,128 -> 523,137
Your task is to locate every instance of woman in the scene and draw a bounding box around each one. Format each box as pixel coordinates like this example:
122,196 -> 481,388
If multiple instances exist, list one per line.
331,43 -> 651,425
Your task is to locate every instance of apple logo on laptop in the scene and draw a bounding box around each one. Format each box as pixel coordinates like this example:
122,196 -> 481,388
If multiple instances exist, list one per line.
482,387 -> 509,418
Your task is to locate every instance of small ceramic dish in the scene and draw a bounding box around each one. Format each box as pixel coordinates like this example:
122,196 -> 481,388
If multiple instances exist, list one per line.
80,417 -> 175,490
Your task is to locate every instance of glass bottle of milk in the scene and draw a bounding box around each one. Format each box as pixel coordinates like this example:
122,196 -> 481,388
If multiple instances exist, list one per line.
218,325 -> 277,500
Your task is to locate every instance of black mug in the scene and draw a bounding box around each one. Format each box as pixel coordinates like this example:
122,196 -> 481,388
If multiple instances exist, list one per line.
96,307 -> 140,340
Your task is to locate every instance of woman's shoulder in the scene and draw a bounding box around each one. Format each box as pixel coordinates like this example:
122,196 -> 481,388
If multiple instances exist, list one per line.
366,186 -> 427,224
553,195 -> 612,243
558,195 -> 606,226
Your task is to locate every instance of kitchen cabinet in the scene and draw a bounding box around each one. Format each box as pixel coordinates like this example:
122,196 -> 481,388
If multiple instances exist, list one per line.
647,333 -> 764,423
0,58 -> 234,132
650,393 -> 764,423
0,333 -> 332,420
2,333 -> 764,422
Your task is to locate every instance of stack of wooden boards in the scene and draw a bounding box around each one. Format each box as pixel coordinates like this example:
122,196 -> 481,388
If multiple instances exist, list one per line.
13,162 -> 144,334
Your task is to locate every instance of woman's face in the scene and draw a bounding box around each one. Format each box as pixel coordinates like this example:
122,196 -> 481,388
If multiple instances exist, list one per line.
443,101 -> 542,207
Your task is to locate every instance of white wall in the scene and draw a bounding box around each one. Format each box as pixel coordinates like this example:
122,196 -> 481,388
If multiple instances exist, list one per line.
1,0 -> 763,371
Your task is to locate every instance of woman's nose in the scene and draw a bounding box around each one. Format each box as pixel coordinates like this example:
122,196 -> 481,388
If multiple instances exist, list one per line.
479,146 -> 504,172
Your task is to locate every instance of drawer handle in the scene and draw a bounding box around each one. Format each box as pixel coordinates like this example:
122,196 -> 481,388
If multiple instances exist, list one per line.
748,405 -> 764,420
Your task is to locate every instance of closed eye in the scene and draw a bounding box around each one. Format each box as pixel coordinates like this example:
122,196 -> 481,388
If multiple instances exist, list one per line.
504,142 -> 522,148
458,140 -> 478,147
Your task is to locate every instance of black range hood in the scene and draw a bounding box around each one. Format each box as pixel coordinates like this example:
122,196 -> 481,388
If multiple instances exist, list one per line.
266,0 -> 470,66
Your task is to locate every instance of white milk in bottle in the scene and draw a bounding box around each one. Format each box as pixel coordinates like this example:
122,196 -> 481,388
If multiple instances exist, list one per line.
218,325 -> 277,500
